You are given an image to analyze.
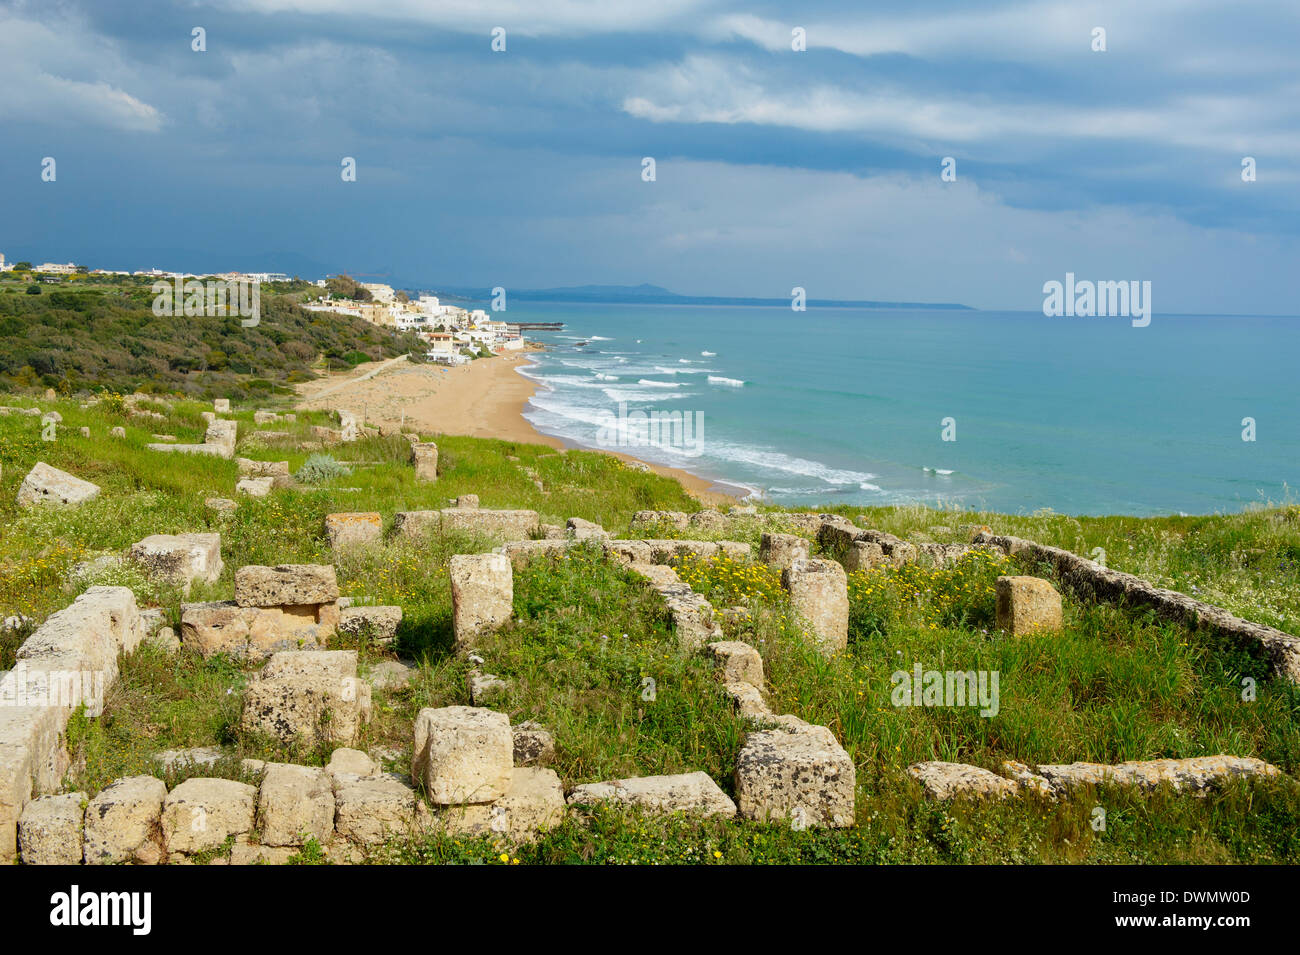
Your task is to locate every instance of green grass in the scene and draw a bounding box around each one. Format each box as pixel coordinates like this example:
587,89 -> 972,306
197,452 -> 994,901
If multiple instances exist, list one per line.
4,391 -> 1300,864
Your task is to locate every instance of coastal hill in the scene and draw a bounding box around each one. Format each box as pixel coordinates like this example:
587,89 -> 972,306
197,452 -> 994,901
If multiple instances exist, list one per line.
429,283 -> 975,310
0,277 -> 427,400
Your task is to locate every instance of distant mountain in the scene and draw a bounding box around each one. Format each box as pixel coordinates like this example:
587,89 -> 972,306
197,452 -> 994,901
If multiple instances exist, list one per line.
423,283 -> 973,310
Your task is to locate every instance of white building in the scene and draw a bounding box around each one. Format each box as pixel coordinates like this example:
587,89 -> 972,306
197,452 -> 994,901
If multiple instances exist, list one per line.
393,311 -> 431,332
303,301 -> 364,320
361,282 -> 396,303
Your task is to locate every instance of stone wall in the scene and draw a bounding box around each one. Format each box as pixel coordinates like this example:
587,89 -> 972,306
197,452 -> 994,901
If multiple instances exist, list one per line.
498,537 -> 751,569
393,507 -> 539,542
0,587 -> 147,861
974,531 -> 1300,683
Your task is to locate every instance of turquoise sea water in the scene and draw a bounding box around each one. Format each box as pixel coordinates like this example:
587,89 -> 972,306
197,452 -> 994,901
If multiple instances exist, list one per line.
507,302 -> 1298,516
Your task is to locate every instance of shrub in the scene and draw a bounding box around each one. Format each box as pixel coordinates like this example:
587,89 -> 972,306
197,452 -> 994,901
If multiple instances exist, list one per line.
294,453 -> 352,484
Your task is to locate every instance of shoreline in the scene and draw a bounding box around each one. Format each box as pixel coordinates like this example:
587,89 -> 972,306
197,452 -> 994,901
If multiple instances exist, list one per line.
294,350 -> 746,507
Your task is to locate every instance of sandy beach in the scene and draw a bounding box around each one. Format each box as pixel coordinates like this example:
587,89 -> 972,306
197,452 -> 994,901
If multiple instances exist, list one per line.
294,350 -> 742,506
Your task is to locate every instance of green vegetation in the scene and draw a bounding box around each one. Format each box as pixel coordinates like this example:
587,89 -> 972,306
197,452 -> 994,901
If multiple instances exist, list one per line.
2,392 -> 1299,864
293,452 -> 352,485
0,275 -> 426,399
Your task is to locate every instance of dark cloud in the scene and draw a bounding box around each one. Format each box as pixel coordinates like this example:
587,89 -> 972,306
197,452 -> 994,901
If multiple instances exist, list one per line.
1,0 -> 1297,311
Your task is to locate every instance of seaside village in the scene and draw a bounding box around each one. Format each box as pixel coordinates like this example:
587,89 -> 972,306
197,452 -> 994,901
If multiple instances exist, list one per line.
300,282 -> 525,364
0,254 -> 526,364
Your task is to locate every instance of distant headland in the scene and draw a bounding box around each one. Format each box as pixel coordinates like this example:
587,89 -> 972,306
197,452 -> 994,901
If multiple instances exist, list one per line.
429,283 -> 975,310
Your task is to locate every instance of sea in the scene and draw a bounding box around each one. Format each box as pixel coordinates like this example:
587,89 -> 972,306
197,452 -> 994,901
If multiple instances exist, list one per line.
505,302 -> 1298,516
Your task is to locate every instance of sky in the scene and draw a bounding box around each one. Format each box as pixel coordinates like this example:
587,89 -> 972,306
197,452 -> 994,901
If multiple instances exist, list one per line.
1,0 -> 1298,312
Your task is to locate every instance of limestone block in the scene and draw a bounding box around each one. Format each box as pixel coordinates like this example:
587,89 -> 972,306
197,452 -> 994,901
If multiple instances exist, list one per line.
735,717 -> 855,828
240,651 -> 370,746
411,442 -> 438,481
234,564 -> 339,608
162,777 -> 257,855
333,773 -> 426,845
16,462 -> 100,507
759,532 -> 809,570
19,792 -> 86,865
782,558 -> 849,655
257,763 -> 334,846
338,605 -> 402,644
995,576 -> 1063,635
567,771 -> 736,818
907,761 -> 1019,800
512,722 -> 555,767
436,768 -> 565,843
843,540 -> 886,572
83,775 -> 167,864
324,512 -> 383,549
413,706 -> 513,805
129,533 -> 223,588
707,640 -> 764,687
236,477 -> 274,497
449,553 -> 513,646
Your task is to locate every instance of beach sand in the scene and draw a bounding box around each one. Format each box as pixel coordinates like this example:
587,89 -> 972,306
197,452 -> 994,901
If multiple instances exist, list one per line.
294,350 -> 742,506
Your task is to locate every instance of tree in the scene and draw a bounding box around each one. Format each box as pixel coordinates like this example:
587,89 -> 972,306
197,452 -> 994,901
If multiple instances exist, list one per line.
14,262 -> 32,272
325,274 -> 370,301
25,284 -> 41,295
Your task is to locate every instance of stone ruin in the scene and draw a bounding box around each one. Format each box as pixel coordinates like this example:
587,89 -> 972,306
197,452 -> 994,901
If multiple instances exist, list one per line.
995,575 -> 1063,634
501,538 -> 857,829
324,512 -> 383,550
237,457 -> 292,488
410,442 -> 438,482
393,506 -> 538,542
908,755 -> 1282,801
176,561 -> 404,660
253,409 -> 295,426
781,558 -> 849,656
1,587 -> 149,861
240,650 -> 372,747
975,530 -> 1300,683
10,493 -> 1300,864
15,462 -> 101,508
449,554 -> 513,647
128,533 -> 223,593
181,563 -> 341,660
147,417 -> 238,459
758,531 -> 809,570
